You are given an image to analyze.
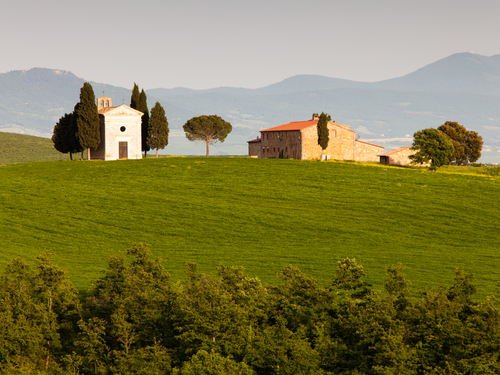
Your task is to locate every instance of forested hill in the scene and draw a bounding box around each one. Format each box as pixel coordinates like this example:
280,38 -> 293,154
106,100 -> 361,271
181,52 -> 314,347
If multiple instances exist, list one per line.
1,53 -> 500,161
2,244 -> 500,374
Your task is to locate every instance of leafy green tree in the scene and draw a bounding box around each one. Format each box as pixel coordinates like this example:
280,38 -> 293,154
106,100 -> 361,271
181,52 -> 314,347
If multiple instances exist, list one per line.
245,317 -> 321,375
75,82 -> 100,160
52,113 -> 73,158
409,128 -> 454,169
183,115 -> 232,157
173,349 -> 254,375
130,83 -> 140,110
173,263 -> 249,361
316,112 -> 331,160
52,110 -> 83,160
332,257 -> 370,295
75,317 -> 110,374
0,251 -> 78,374
438,121 -> 483,165
85,244 -> 176,373
138,89 -> 150,158
147,102 -> 169,158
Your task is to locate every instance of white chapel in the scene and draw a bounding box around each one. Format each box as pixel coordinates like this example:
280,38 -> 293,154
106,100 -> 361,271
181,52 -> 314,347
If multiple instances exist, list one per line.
91,97 -> 143,160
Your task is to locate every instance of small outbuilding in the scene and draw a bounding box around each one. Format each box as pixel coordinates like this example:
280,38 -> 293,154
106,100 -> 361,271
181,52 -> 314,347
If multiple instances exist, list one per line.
91,97 -> 143,160
379,147 -> 429,166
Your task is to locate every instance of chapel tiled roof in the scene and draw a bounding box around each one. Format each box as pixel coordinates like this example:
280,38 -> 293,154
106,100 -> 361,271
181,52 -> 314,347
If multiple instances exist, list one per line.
98,107 -> 116,114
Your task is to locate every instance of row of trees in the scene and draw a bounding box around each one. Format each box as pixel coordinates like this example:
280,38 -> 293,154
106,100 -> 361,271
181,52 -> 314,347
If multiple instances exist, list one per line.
2,244 -> 500,374
52,83 -> 100,160
53,83 -> 233,159
410,122 -> 483,169
131,83 -> 171,159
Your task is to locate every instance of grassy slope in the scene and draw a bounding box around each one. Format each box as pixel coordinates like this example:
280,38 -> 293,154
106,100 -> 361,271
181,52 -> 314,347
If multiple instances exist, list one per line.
0,132 -> 70,165
0,157 -> 499,297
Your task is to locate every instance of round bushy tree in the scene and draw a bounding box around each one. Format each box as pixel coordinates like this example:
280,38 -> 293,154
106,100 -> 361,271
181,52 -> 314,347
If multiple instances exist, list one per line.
52,113 -> 73,157
410,128 -> 454,169
438,121 -> 483,165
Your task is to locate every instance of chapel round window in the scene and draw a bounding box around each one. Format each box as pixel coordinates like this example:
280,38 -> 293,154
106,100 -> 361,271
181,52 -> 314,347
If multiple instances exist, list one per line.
120,126 -> 126,132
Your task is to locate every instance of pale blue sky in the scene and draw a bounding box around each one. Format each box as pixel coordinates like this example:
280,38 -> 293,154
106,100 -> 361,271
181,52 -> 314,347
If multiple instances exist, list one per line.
1,0 -> 499,89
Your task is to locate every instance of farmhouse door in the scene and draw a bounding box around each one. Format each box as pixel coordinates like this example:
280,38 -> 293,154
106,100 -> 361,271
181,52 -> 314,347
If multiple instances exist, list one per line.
119,142 -> 128,159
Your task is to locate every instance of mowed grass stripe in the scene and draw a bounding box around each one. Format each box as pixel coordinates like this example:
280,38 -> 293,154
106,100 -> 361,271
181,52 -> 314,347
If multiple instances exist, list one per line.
0,157 -> 499,296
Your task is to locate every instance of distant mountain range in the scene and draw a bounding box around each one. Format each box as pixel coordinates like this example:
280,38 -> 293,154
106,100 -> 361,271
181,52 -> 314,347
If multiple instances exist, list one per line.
1,52 -> 500,162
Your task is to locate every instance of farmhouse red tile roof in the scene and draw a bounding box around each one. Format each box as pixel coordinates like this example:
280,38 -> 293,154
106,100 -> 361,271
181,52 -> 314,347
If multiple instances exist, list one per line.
247,138 -> 261,143
261,119 -> 354,132
355,139 -> 385,148
379,147 -> 411,156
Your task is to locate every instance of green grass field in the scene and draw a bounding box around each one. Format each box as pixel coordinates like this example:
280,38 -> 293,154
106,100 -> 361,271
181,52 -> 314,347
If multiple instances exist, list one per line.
1,157 -> 499,297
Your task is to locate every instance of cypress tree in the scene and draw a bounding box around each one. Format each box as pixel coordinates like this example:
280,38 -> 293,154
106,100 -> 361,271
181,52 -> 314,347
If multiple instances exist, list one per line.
130,83 -> 140,109
70,104 -> 84,160
317,112 -> 331,160
148,102 -> 169,158
138,89 -> 150,157
75,83 -> 100,160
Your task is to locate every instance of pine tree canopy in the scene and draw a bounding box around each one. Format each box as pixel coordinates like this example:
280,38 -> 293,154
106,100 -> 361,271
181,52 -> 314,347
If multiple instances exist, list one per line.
182,115 -> 232,157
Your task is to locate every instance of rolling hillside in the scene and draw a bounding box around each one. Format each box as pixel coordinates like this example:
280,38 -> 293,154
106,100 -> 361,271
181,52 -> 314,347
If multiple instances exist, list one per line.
1,157 -> 499,298
0,132 -> 70,165
1,53 -> 500,161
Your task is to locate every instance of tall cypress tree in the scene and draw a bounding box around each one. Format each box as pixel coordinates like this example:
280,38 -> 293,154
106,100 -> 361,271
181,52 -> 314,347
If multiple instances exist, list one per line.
75,83 -> 100,160
148,102 -> 169,158
70,104 -> 84,160
138,89 -> 150,157
130,83 -> 140,109
317,112 -> 331,160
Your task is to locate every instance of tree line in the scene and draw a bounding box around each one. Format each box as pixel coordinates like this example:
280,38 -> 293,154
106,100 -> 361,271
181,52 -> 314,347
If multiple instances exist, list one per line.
52,83 -> 232,159
1,244 -> 499,374
410,122 -> 483,169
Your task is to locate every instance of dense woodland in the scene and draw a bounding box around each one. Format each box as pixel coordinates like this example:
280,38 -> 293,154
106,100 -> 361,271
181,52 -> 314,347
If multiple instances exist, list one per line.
1,244 -> 499,374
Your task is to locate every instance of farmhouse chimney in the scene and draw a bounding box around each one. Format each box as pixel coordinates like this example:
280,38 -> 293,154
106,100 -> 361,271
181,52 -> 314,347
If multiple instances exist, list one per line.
313,114 -> 319,120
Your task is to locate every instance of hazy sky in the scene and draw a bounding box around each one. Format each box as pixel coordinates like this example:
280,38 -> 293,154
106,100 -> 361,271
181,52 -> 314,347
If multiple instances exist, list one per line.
2,0 -> 500,90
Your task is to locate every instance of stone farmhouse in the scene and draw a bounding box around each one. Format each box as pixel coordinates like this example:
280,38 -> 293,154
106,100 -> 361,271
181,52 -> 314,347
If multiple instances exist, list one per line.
248,115 -> 384,162
379,147 -> 429,167
91,97 -> 143,160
